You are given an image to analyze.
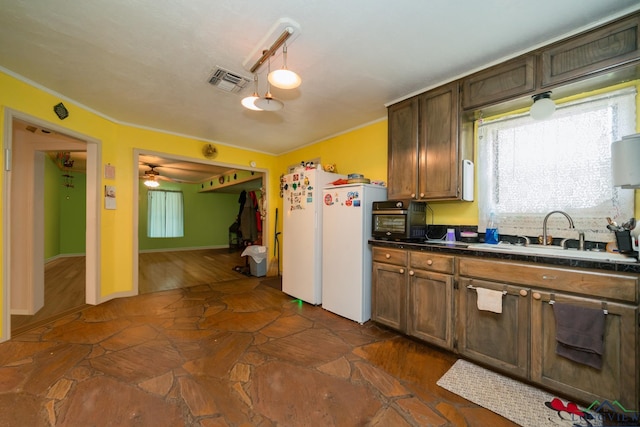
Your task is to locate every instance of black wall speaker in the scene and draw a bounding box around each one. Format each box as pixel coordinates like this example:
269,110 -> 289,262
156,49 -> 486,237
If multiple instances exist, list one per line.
53,102 -> 69,120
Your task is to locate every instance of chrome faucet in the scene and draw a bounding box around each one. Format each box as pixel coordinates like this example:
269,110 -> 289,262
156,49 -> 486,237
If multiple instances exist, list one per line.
542,210 -> 574,246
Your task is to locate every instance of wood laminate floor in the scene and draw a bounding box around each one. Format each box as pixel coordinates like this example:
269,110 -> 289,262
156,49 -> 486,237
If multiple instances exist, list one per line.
11,248 -> 255,335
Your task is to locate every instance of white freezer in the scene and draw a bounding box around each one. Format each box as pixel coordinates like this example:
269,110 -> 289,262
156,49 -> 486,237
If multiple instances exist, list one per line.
321,183 -> 387,323
281,169 -> 346,304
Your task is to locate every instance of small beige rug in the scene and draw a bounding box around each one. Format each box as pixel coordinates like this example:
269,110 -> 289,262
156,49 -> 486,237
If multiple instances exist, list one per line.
437,359 -> 602,427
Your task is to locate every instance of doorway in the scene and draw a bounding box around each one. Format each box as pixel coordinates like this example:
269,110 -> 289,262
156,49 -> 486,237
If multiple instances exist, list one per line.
2,110 -> 100,341
133,149 -> 268,294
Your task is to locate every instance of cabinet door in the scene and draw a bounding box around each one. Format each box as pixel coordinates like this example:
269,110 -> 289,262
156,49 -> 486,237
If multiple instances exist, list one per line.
462,55 -> 536,110
541,14 -> 640,87
457,278 -> 530,379
418,81 -> 460,200
407,269 -> 454,349
371,262 -> 407,332
387,96 -> 419,200
531,291 -> 638,409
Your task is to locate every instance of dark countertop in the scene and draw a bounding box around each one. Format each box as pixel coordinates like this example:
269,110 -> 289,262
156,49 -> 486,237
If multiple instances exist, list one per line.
369,239 -> 640,274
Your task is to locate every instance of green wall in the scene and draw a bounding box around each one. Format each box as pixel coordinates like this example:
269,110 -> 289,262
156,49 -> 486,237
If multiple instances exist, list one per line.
46,161 -> 245,255
44,154 -> 87,258
138,180 -> 241,251
59,170 -> 86,254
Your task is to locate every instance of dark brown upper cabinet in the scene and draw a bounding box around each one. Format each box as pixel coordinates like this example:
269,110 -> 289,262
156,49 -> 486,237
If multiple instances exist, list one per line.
387,82 -> 461,201
462,55 -> 537,110
541,14 -> 640,88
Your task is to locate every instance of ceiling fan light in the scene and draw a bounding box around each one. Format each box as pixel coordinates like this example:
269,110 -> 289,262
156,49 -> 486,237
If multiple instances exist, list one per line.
144,177 -> 159,188
530,92 -> 556,120
268,68 -> 301,89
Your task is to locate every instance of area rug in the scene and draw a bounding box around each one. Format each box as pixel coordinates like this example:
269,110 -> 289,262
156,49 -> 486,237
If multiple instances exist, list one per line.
437,359 -> 603,427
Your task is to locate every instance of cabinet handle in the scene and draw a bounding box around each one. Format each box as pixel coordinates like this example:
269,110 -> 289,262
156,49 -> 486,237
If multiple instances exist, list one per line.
399,268 -> 405,274
409,270 -> 415,276
532,292 -> 541,300
410,193 -> 416,198
427,259 -> 433,266
542,275 -> 557,280
385,253 -> 391,259
420,192 -> 425,198
519,289 -> 528,297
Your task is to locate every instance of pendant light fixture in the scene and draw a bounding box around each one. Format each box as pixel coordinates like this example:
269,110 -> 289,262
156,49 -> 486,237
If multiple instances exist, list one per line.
241,24 -> 300,111
241,75 -> 263,111
253,55 -> 284,111
268,43 -> 301,89
530,91 -> 556,120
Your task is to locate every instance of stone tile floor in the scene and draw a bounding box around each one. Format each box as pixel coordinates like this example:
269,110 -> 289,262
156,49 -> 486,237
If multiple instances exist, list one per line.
0,277 -> 517,426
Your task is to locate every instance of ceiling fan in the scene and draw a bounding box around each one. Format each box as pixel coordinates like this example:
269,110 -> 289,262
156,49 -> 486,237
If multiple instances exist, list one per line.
143,164 -> 160,188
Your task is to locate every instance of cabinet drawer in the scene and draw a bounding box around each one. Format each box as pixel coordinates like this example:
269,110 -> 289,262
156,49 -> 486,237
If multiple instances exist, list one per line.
410,251 -> 454,274
372,247 -> 407,266
458,257 -> 638,303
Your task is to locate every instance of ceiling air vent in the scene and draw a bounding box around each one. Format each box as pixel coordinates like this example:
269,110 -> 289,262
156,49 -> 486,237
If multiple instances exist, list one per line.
208,67 -> 251,93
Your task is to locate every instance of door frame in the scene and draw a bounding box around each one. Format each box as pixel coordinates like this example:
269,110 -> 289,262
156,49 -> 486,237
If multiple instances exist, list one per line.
2,108 -> 101,341
132,148 -> 269,294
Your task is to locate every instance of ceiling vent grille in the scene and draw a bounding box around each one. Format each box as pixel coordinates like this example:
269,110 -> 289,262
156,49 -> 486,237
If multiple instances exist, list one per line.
208,67 -> 251,93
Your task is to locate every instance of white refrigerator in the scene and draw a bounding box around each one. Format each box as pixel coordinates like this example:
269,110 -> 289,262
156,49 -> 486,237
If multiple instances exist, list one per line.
321,183 -> 387,323
282,168 -> 346,304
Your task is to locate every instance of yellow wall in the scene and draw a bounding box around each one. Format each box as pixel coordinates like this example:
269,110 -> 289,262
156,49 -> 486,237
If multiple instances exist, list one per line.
277,119 -> 388,182
0,71 -> 279,338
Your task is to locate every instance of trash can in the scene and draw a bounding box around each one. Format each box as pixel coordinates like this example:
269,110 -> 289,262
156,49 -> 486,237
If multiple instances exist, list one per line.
241,245 -> 267,277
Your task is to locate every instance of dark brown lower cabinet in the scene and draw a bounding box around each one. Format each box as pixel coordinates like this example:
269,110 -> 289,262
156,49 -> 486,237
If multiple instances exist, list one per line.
531,290 -> 638,410
371,245 -> 639,411
457,278 -> 530,379
408,269 -> 454,349
371,247 -> 408,332
371,262 -> 406,332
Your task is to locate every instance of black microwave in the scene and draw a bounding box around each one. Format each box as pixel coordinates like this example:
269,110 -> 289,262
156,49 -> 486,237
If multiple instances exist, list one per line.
372,200 -> 427,241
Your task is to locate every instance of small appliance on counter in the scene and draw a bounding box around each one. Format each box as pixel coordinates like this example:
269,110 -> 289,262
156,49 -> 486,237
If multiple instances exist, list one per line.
371,200 -> 427,241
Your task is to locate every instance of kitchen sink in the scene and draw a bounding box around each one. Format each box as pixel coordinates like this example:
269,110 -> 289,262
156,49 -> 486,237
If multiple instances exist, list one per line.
469,242 -> 635,262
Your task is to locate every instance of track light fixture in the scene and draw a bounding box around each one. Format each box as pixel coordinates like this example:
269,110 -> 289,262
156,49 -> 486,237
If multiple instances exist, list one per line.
242,26 -> 300,111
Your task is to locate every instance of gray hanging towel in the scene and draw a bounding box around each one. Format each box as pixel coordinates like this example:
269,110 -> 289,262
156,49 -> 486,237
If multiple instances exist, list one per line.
553,302 -> 605,369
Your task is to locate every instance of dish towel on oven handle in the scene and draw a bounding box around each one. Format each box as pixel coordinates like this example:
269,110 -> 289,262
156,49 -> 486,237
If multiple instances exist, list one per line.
476,287 -> 503,314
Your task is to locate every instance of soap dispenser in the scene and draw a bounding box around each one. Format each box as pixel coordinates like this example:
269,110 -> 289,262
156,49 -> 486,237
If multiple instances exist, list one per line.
485,213 -> 499,244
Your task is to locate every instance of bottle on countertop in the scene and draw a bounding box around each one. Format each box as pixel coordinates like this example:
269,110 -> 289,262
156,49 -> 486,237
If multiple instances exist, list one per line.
485,213 -> 499,244
446,228 -> 456,242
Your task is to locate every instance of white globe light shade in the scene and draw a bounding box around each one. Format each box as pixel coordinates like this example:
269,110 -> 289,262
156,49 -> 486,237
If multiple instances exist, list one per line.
530,96 -> 556,120
268,69 -> 302,89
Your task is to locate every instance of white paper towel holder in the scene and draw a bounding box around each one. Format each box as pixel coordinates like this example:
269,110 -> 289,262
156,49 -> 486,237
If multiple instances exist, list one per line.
612,133 -> 640,188
462,159 -> 474,201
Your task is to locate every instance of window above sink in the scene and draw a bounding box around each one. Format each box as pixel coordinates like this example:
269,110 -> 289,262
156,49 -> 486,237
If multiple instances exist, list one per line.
476,85 -> 637,243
